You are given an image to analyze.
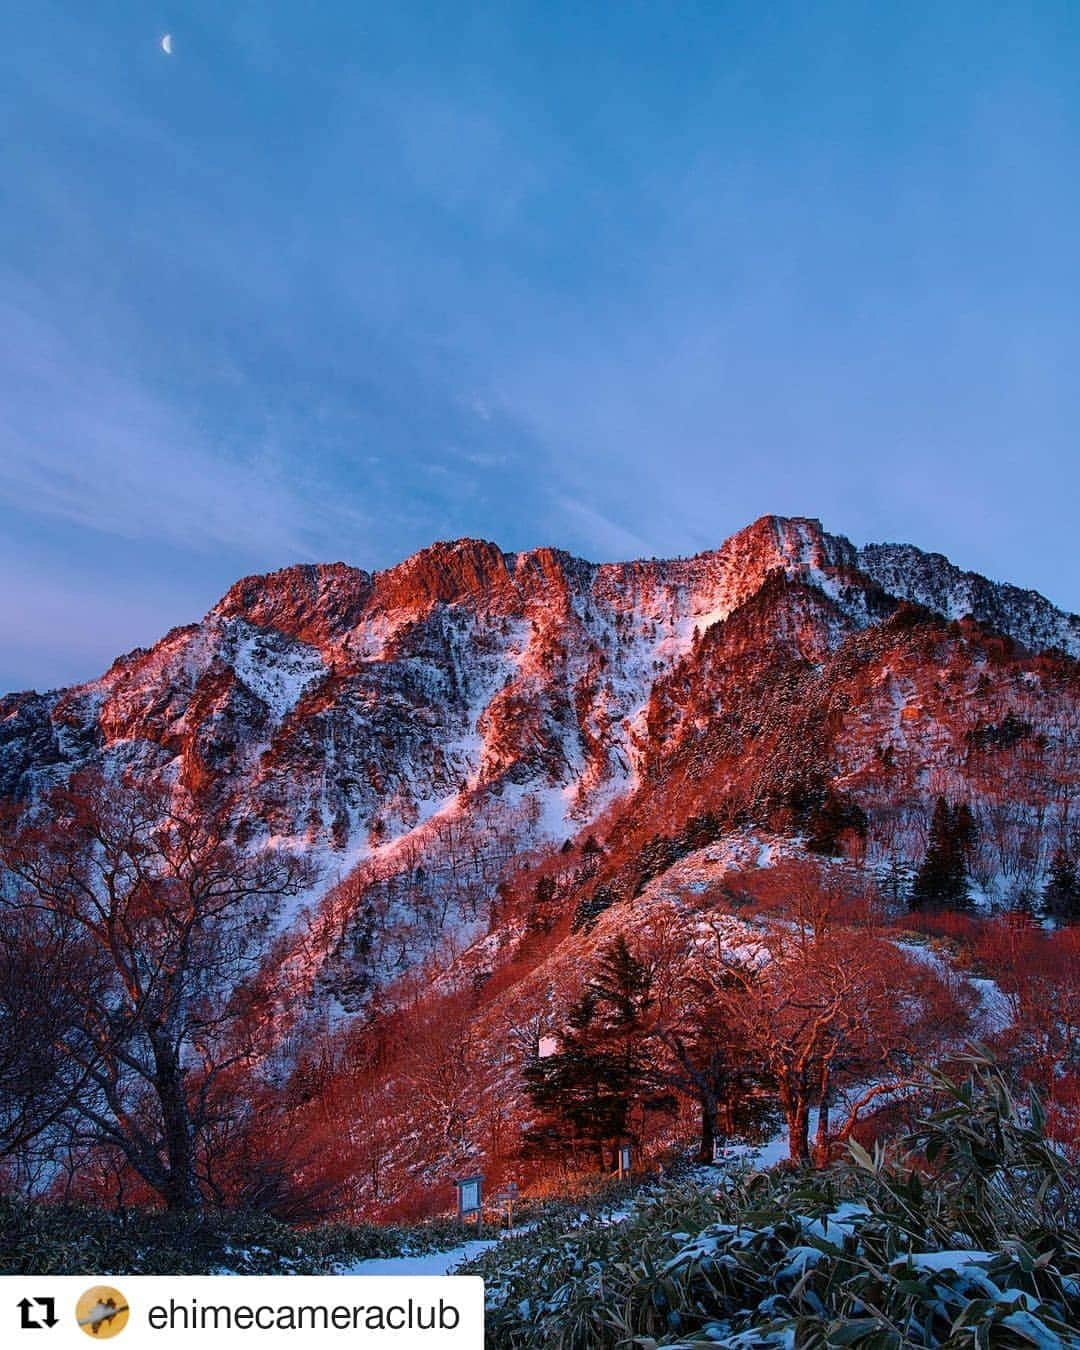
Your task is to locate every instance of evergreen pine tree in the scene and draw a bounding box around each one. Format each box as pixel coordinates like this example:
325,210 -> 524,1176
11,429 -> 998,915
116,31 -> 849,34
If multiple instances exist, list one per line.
527,875 -> 557,933
878,853 -> 911,908
910,797 -> 973,911
953,802 -> 977,868
1043,847 -> 1080,923
571,884 -> 616,932
588,935 -> 654,1071
522,935 -> 673,1168
807,789 -> 868,856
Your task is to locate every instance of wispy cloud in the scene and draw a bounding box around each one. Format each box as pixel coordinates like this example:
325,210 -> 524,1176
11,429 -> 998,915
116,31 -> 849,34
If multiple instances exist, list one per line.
0,533 -> 211,693
0,279 -> 371,562
553,497 -> 651,563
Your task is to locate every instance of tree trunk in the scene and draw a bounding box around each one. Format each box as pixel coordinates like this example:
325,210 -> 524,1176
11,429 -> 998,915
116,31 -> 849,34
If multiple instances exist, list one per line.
785,1094 -> 811,1166
814,1090 -> 831,1168
151,1035 -> 202,1211
698,1088 -> 718,1162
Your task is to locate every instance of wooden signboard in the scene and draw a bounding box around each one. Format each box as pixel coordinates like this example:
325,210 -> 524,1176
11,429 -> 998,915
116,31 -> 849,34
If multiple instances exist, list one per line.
456,1173 -> 484,1233
492,1181 -> 519,1232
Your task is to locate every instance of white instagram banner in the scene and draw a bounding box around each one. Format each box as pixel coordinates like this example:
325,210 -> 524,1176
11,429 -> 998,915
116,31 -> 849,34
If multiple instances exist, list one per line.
2,1276 -> 484,1348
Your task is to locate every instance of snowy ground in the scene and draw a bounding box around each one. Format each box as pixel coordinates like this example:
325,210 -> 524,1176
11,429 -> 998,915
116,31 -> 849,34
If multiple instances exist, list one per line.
340,1238 -> 498,1276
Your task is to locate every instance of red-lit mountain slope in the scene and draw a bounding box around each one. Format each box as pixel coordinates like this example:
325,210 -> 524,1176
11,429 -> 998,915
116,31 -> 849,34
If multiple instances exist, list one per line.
2,516 -> 1077,1024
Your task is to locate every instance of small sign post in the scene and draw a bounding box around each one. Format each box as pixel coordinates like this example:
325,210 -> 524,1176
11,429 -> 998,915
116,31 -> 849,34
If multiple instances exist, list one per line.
492,1181 -> 519,1233
617,1143 -> 632,1179
455,1173 -> 484,1236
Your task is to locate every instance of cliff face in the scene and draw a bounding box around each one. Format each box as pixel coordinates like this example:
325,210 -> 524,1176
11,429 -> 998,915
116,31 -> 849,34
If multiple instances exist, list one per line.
2,515 -> 1077,1022
856,543 -> 1080,656
2,515 -> 1076,839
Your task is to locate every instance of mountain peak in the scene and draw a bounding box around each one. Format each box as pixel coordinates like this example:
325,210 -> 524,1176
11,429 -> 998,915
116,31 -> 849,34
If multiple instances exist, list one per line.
369,537 -> 515,613
214,562 -> 373,644
726,514 -> 854,570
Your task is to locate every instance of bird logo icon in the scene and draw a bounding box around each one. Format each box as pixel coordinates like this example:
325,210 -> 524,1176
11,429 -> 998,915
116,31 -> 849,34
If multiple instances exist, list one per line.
75,1287 -> 130,1338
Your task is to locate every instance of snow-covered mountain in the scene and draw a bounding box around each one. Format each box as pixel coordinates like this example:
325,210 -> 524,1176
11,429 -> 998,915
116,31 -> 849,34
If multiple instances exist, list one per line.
2,514 -> 1077,1020
3,516 -> 1075,821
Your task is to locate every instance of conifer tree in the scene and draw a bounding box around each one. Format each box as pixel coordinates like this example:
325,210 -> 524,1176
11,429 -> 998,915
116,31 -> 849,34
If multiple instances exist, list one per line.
1043,847 -> 1080,923
878,854 -> 911,908
910,797 -> 974,911
953,801 -> 977,865
523,936 -> 673,1168
527,875 -> 558,933
807,789 -> 868,856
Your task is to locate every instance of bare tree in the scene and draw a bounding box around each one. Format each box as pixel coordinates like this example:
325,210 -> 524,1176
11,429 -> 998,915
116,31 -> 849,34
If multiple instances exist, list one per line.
645,906 -> 758,1160
0,770 -> 315,1210
701,861 -> 973,1165
0,910 -> 96,1162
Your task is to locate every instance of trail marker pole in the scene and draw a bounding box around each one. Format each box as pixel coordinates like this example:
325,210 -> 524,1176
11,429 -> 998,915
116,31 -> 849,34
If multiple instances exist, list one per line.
493,1181 -> 519,1233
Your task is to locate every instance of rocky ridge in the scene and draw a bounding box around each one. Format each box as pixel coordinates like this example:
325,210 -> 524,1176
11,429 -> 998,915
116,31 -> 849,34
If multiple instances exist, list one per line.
2,515 -> 1077,1022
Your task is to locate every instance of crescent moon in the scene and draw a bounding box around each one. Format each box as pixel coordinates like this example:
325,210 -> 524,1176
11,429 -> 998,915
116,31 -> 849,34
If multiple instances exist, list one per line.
161,34 -> 173,55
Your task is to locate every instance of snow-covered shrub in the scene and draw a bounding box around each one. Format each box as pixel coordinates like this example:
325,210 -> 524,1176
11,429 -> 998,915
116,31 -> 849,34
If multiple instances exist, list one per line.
464,1055 -> 1080,1347
0,1201 -> 469,1276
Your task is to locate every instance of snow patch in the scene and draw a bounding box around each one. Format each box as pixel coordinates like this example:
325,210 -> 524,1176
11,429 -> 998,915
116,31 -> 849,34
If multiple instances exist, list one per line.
226,622 -> 325,719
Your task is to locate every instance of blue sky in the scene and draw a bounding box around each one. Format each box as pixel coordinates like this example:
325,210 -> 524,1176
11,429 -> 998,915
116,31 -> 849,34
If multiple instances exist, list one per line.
2,2 -> 1078,691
